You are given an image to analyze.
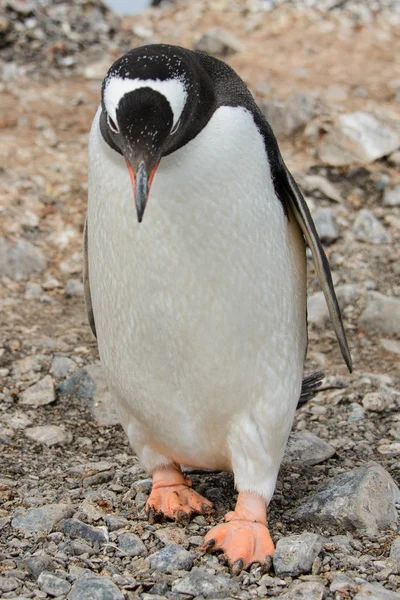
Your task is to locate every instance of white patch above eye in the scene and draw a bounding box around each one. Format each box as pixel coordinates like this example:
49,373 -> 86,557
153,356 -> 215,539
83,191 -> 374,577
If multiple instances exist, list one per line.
104,76 -> 187,128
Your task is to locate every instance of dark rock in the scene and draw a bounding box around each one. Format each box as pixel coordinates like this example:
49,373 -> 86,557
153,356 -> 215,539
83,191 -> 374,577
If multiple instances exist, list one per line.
273,533 -> 323,577
68,574 -> 124,600
291,462 -> 400,534
283,431 -> 336,466
38,571 -> 71,596
118,532 -> 146,557
25,552 -> 53,579
149,543 -> 193,573
62,519 -> 108,544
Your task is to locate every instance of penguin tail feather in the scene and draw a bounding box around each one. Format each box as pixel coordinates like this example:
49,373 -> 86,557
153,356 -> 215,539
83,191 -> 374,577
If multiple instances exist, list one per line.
297,371 -> 325,408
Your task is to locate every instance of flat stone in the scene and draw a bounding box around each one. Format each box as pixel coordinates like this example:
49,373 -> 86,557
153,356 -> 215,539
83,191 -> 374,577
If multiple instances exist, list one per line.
9,411 -> 32,429
118,532 -> 146,557
308,284 -> 360,328
353,209 -> 391,244
105,515 -> 129,531
380,339 -> 400,356
149,543 -> 193,573
25,425 -> 72,446
260,93 -> 318,138
283,431 -> 335,466
20,375 -> 55,407
362,392 -> 387,412
377,443 -> 400,457
62,518 -> 108,543
57,362 -> 119,426
303,174 -> 343,203
194,28 -> 243,56
38,571 -> 71,596
383,184 -> 400,206
318,112 -> 400,166
0,576 -> 19,592
313,207 -> 340,244
68,574 -> 124,600
12,503 -> 73,535
25,552 -> 53,579
50,355 -> 77,379
291,462 -> 400,535
65,278 -> 84,297
354,582 -> 400,599
0,237 -> 47,280
12,354 -> 51,382
273,533 -> 323,576
270,580 -> 326,600
359,292 -> 400,336
390,537 -> 400,564
154,526 -> 186,546
172,567 -> 238,597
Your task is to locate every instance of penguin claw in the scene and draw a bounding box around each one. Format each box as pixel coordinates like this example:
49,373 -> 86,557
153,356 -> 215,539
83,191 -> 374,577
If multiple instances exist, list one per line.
145,483 -> 213,522
201,519 -> 274,572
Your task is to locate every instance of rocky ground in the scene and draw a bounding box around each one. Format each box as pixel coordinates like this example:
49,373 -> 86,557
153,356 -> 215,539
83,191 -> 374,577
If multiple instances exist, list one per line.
1,0 -> 400,599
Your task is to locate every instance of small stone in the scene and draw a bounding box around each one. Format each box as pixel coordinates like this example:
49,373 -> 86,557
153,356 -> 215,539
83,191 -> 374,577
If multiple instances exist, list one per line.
325,85 -> 348,102
25,425 -> 72,446
71,539 -> 96,556
62,519 -> 108,544
308,284 -> 359,328
149,544 -> 193,573
353,209 -> 391,244
388,151 -> 400,166
291,462 -> 400,535
0,237 -> 47,280
354,582 -> 400,599
172,567 -> 238,597
348,402 -> 365,422
377,443 -> 400,457
383,184 -> 400,207
20,375 -> 55,407
105,515 -> 129,531
313,208 -> 340,244
84,59 -> 112,80
318,112 -> 400,166
42,277 -> 61,290
12,354 -> 51,381
50,355 -> 77,379
118,532 -> 146,557
271,580 -> 326,600
362,392 -> 386,412
260,93 -> 318,138
38,571 -> 71,596
273,533 -> 323,577
390,537 -> 400,564
0,576 -> 19,592
65,278 -> 84,297
359,292 -> 400,336
57,362 -> 119,426
154,526 -> 186,546
380,339 -> 400,356
194,28 -> 243,56
330,573 -> 357,592
25,552 -> 53,579
12,504 -> 73,536
303,174 -> 343,202
283,431 -> 335,466
68,574 -> 124,600
25,281 -> 42,299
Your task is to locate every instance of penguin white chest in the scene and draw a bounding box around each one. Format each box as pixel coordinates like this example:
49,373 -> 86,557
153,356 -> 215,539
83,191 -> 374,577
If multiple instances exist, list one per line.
88,105 -> 307,485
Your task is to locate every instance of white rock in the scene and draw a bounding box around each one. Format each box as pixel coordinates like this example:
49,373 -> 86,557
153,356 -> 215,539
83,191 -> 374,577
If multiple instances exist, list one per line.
20,375 -> 55,407
303,174 -> 343,202
273,533 -> 323,576
25,425 -> 72,446
353,209 -> 391,244
383,184 -> 400,206
65,278 -> 84,297
359,292 -> 400,336
380,339 -> 400,356
362,392 -> 386,412
319,112 -> 400,166
50,355 -> 77,379
377,443 -> 400,457
313,207 -> 340,244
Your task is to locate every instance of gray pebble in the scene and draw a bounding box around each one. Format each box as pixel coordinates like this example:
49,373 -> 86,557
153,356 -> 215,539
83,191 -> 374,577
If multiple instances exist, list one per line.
260,93 -> 318,138
390,537 -> 400,565
38,571 -> 71,596
63,519 -> 108,544
20,375 -> 55,407
12,504 -> 73,536
172,567 -> 238,597
68,573 -> 124,600
25,424 -> 73,446
149,543 -> 193,573
313,207 -> 340,244
383,184 -> 400,206
273,533 -> 323,577
118,531 -> 146,556
24,281 -> 43,299
65,278 -> 84,297
353,209 -> 391,244
354,582 -> 400,599
359,292 -> 400,336
283,431 -> 335,466
0,237 -> 47,280
49,355 -> 77,379
25,552 -> 53,579
270,580 -> 326,599
291,461 -> 400,535
0,576 -> 19,592
105,515 -> 129,531
362,392 -> 387,412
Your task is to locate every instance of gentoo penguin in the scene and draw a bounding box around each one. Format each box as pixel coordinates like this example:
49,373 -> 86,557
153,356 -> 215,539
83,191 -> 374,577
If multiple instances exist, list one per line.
85,44 -> 352,570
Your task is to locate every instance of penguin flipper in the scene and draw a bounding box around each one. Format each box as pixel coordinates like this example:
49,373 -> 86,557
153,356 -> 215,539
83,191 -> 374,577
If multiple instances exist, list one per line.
83,216 -> 97,338
281,166 -> 352,373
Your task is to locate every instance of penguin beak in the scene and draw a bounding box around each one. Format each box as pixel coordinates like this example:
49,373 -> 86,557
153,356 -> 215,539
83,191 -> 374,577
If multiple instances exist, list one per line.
125,158 -> 160,223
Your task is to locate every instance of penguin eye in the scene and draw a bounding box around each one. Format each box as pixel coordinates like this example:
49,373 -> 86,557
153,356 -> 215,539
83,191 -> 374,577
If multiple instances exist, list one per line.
170,118 -> 180,136
107,114 -> 120,134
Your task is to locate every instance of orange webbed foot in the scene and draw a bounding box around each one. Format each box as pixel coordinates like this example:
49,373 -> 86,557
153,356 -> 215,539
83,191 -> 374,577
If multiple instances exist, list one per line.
145,463 -> 213,523
201,491 -> 274,573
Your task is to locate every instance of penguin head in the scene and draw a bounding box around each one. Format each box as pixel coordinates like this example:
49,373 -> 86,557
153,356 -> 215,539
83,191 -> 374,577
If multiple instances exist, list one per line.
100,44 -> 215,222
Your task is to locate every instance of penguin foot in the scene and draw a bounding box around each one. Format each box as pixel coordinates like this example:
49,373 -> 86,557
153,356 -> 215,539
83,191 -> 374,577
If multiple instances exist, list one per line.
146,463 -> 213,523
201,491 -> 274,572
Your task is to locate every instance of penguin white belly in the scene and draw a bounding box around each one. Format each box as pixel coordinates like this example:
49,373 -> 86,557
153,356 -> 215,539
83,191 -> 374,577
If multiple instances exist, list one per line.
88,105 -> 307,501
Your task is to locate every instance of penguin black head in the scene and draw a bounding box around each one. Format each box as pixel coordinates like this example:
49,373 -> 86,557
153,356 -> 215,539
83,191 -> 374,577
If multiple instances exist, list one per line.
100,44 -> 217,222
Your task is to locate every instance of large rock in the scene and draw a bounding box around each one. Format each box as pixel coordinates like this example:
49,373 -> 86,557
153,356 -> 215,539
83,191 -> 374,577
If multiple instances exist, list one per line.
359,292 -> 400,336
291,462 -> 400,535
57,362 -> 119,426
25,425 -> 72,446
12,503 -> 74,535
172,567 -> 238,598
194,28 -> 243,56
68,574 -> 124,600
273,533 -> 323,576
283,431 -> 335,466
353,209 -> 391,244
260,93 -> 318,138
354,583 -> 400,599
318,112 -> 400,166
20,375 -> 55,407
0,237 -> 46,280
